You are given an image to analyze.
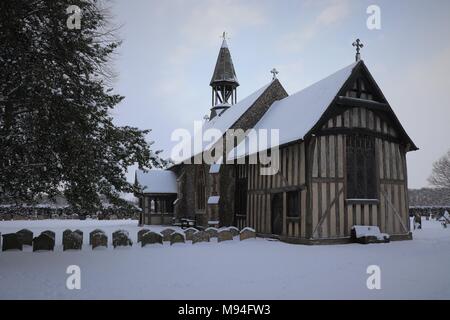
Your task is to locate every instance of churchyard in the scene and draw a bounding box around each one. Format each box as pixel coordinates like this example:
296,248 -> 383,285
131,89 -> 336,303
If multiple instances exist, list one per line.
0,218 -> 449,299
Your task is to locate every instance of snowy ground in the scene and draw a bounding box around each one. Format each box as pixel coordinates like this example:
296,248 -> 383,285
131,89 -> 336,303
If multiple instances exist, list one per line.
0,219 -> 449,299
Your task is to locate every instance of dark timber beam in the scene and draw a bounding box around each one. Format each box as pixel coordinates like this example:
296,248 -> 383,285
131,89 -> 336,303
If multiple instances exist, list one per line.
336,96 -> 388,111
317,127 -> 402,145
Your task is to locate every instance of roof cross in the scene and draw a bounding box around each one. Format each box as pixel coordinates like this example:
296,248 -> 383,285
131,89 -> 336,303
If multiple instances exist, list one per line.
270,68 -> 279,80
352,38 -> 364,61
221,31 -> 229,40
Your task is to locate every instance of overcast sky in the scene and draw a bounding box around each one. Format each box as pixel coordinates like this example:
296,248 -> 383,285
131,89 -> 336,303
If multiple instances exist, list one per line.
108,0 -> 450,189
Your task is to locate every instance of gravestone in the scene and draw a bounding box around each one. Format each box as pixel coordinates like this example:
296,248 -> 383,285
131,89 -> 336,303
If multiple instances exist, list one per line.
192,231 -> 210,244
239,227 -> 256,241
63,229 -> 72,240
90,229 -> 105,245
141,231 -> 163,247
170,232 -> 185,245
91,232 -> 107,249
160,228 -> 176,241
112,230 -> 133,248
205,227 -> 218,238
74,229 -> 83,238
218,230 -> 233,242
183,228 -> 198,241
42,230 -> 55,240
33,232 -> 55,251
2,233 -> 23,251
227,226 -> 240,237
138,229 -> 151,242
16,229 -> 33,246
63,230 -> 83,251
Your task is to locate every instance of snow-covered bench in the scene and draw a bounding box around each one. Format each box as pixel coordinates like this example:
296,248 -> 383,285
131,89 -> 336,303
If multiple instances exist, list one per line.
350,226 -> 390,244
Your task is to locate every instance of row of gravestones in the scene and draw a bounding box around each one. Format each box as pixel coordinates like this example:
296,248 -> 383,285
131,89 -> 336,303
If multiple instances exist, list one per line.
137,226 -> 256,247
0,229 -> 132,251
0,226 -> 256,252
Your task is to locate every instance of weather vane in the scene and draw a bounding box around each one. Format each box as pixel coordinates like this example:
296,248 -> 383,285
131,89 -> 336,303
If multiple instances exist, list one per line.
352,38 -> 364,62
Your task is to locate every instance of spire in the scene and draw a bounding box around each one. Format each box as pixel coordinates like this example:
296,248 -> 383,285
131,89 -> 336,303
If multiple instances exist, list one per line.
210,32 -> 239,86
209,32 -> 239,120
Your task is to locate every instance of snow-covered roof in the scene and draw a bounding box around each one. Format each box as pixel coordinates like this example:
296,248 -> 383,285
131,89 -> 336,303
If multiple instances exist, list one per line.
231,61 -> 358,158
174,81 -> 272,164
136,170 -> 177,194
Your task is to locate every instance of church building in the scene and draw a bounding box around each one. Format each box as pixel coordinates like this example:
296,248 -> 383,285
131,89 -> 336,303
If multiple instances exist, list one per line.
136,36 -> 418,244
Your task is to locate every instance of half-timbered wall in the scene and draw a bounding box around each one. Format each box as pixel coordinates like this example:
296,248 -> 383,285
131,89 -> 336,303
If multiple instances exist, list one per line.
312,107 -> 410,239
241,142 -> 307,238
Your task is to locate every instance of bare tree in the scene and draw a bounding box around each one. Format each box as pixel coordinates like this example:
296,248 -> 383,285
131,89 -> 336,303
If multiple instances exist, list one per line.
428,150 -> 450,189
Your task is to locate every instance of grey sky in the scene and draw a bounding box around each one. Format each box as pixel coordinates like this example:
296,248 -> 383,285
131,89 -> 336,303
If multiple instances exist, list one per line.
109,0 -> 450,188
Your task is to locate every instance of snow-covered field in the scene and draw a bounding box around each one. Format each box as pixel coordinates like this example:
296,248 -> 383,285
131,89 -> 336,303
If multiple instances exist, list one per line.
0,219 -> 449,299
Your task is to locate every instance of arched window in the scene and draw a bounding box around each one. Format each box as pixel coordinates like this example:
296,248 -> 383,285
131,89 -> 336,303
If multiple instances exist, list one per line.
196,168 -> 206,210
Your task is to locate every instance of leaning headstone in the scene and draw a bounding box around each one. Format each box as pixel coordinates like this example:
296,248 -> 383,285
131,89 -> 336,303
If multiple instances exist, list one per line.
91,232 -> 107,249
63,231 -> 83,251
90,229 -> 105,245
160,228 -> 176,241
16,229 -> 33,246
2,233 -> 23,251
205,227 -> 218,238
184,228 -> 198,241
138,228 -> 151,242
192,231 -> 210,244
112,230 -> 133,248
141,231 -> 163,247
170,232 -> 185,245
218,230 -> 233,242
33,232 -> 55,251
239,227 -> 256,241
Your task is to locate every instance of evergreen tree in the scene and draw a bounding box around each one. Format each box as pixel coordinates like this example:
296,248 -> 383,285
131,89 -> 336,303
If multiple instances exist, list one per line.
0,0 -> 164,210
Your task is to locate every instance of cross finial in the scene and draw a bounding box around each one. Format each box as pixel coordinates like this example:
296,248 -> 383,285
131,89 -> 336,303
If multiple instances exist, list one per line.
221,31 -> 230,41
352,38 -> 364,61
220,31 -> 230,48
270,68 -> 279,80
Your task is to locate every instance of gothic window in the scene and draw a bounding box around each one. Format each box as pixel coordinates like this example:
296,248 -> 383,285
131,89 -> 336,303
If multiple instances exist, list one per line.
196,168 -> 206,210
346,78 -> 373,101
346,134 -> 377,199
287,191 -> 300,217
